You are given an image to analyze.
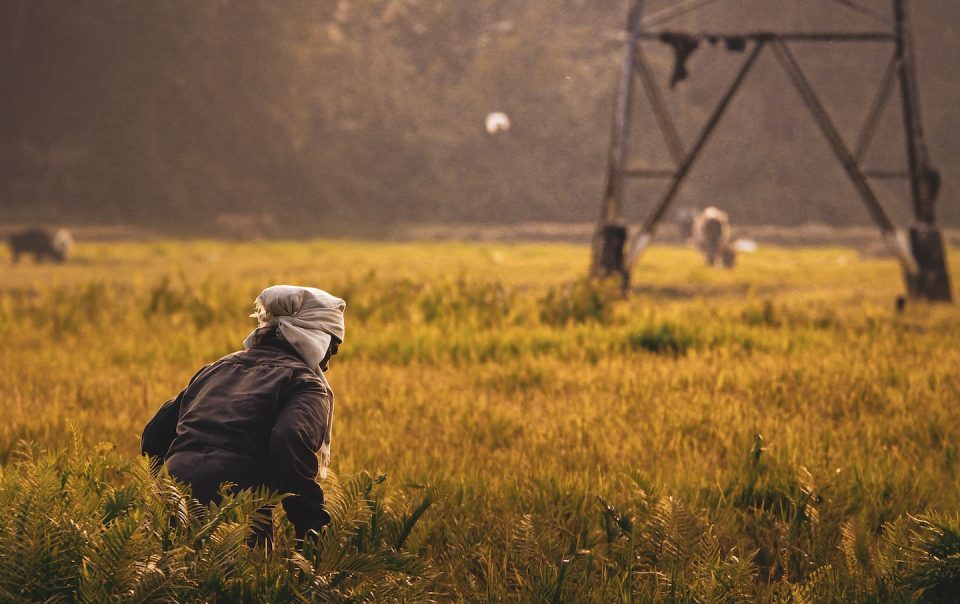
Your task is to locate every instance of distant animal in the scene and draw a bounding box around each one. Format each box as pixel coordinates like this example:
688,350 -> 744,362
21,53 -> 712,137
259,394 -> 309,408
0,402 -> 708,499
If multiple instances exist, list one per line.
692,207 -> 735,268
675,207 -> 696,240
8,228 -> 74,263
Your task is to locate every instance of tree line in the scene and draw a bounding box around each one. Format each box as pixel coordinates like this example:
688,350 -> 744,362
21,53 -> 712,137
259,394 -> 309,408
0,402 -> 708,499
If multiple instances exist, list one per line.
2,0 -> 956,235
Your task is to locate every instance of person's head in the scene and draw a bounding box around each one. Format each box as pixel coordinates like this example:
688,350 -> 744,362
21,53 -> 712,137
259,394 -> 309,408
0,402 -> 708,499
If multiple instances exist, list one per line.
319,336 -> 341,372
243,285 -> 346,374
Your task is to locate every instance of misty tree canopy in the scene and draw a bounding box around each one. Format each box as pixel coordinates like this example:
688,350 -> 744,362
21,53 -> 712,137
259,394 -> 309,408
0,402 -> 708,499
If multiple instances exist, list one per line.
1,0 -> 957,235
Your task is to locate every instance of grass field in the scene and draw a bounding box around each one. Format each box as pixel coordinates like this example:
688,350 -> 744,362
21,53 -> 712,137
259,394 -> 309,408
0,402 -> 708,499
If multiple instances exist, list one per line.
1,239 -> 959,602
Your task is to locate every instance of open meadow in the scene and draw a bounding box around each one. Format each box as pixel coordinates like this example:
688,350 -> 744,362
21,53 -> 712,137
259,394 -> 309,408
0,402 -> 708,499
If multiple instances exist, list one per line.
1,238 -> 959,602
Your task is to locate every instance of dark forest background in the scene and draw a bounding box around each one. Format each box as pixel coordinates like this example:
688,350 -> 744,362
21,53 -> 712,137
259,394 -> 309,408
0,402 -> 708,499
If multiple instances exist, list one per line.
1,0 -> 958,236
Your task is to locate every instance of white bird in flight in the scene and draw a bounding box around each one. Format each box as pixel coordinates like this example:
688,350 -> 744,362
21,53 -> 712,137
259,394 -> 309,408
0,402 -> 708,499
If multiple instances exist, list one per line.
485,112 -> 511,134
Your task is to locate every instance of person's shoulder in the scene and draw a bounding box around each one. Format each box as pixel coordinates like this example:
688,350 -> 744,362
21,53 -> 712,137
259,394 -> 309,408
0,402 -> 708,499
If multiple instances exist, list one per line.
220,347 -> 306,370
200,350 -> 252,371
288,367 -> 331,398
218,350 -> 247,363
293,367 -> 328,387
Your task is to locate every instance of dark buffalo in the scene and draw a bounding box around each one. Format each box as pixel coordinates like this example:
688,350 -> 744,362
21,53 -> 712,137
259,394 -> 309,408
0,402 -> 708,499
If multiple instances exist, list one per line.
8,228 -> 74,263
675,207 -> 696,240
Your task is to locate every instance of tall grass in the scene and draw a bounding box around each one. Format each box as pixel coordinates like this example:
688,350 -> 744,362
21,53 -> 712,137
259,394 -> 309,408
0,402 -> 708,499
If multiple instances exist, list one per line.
1,239 -> 958,601
0,438 -> 432,602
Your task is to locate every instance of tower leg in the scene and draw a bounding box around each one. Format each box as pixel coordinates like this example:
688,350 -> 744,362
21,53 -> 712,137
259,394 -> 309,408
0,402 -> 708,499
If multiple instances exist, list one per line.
906,224 -> 952,301
592,0 -> 644,281
592,222 -> 630,291
894,0 -> 952,301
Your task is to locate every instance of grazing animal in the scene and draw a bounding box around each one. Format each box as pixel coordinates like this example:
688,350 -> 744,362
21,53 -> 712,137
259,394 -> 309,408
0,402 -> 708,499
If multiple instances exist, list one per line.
692,207 -> 735,268
675,207 -> 696,240
8,228 -> 73,263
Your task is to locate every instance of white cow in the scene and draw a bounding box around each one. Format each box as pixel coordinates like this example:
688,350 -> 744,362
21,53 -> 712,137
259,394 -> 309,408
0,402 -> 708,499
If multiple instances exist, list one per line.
692,206 -> 735,268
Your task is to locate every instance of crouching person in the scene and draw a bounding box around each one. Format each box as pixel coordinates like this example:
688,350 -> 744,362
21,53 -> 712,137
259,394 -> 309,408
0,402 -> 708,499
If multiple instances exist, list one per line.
141,285 -> 345,543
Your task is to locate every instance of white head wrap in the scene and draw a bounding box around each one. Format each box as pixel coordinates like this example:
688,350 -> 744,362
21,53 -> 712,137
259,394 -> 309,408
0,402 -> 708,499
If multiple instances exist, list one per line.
242,285 -> 345,477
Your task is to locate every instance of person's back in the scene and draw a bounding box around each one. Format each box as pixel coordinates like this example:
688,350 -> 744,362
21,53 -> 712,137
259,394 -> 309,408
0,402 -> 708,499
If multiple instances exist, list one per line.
141,285 -> 345,539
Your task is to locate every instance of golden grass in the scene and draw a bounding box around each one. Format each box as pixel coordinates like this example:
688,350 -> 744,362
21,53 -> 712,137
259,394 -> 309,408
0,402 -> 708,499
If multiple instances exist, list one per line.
1,239 -> 958,600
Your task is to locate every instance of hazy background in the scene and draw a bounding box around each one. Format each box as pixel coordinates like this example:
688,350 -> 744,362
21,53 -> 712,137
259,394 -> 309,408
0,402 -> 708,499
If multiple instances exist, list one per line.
1,0 -> 957,237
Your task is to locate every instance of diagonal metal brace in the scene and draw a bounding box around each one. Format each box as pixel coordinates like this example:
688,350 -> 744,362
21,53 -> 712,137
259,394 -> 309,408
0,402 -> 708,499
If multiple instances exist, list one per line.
769,38 -> 918,275
624,39 -> 765,269
828,0 -> 893,26
854,50 -> 898,163
635,46 -> 685,166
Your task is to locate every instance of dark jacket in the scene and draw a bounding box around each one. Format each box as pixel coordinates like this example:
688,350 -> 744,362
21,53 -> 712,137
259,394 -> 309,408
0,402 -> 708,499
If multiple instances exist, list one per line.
141,334 -> 332,538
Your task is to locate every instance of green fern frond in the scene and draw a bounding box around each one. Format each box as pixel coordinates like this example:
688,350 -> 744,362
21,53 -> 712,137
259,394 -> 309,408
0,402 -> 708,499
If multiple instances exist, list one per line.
78,512 -> 151,603
790,563 -> 841,603
640,496 -> 702,567
0,446 -> 434,603
892,513 -> 960,601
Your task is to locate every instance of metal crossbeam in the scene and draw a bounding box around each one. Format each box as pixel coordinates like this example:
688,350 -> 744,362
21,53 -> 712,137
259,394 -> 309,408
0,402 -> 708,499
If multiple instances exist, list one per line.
865,170 -> 909,179
638,31 -> 895,42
